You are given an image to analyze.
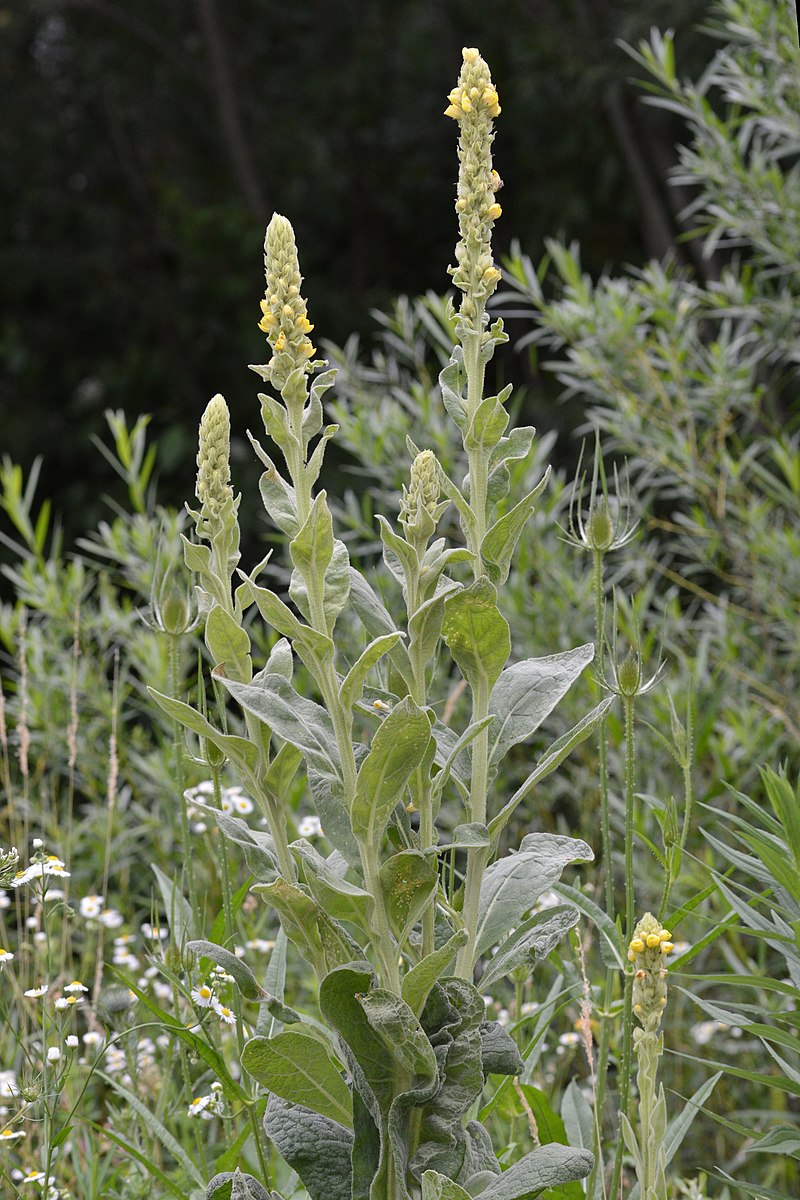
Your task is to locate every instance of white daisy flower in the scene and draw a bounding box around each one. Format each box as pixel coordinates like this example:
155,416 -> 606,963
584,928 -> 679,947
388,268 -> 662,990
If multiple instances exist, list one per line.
0,1072 -> 18,1098
191,984 -> 215,1008
79,895 -> 104,919
46,1047 -> 61,1063
99,908 -> 123,929
64,980 -> 88,993
0,949 -> 13,964
141,922 -> 168,941
232,794 -> 254,815
0,891 -> 9,909
82,1031 -> 103,1048
0,1127 -> 25,1140
65,1036 -> 79,1049
245,938 -> 275,953
297,815 -> 322,838
213,1000 -> 236,1025
24,984 -> 48,998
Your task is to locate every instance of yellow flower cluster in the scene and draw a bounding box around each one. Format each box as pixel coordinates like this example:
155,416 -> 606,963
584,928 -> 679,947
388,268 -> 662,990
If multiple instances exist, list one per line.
629,912 -> 673,1034
445,47 -> 503,322
260,213 -> 316,391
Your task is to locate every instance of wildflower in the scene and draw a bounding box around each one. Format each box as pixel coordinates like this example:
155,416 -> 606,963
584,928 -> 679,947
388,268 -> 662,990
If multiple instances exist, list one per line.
82,1032 -> 103,1048
99,908 -> 123,929
65,1036 -> 79,1049
246,938 -> 275,953
297,815 -> 322,838
0,1127 -> 25,1140
22,1170 -> 45,1183
32,838 -> 43,850
55,996 -> 83,1010
213,1000 -> 236,1025
64,980 -> 88,994
188,1094 -> 212,1119
188,1086 -> 225,1120
0,949 -> 13,965
445,47 -> 503,321
259,214 -> 318,390
399,449 -> 445,550
24,984 -> 48,999
231,793 -> 254,815
0,891 -> 9,909
46,1047 -> 61,1063
79,895 -> 104,919
141,922 -> 168,941
191,984 -> 215,1008
0,1073 -> 18,1098
628,912 -> 672,1034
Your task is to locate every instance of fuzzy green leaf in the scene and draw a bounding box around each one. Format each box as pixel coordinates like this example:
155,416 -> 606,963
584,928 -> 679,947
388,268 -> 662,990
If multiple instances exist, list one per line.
379,849 -> 439,947
148,688 -> 259,775
480,471 -> 550,586
186,939 -> 265,1001
475,834 -> 593,960
205,604 -> 252,681
421,1172 -> 472,1200
488,645 -> 594,768
221,673 -> 340,780
263,1096 -> 353,1200
242,1031 -> 352,1126
339,632 -> 404,713
478,905 -> 580,990
401,930 -> 469,1016
442,579 -> 510,694
351,698 -> 432,845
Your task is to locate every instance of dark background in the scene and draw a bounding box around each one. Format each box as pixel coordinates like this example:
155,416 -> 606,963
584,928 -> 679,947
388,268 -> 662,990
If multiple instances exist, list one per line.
2,0 -> 713,538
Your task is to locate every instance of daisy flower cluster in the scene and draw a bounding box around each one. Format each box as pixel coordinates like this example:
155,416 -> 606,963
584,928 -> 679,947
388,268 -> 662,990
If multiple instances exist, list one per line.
184,780 -> 255,834
187,1080 -> 225,1120
191,968 -> 238,1027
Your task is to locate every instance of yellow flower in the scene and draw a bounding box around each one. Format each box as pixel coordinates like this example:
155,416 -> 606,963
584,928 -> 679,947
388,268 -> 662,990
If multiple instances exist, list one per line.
486,202 -> 502,221
462,46 -> 479,63
646,933 -> 661,949
629,938 -> 645,954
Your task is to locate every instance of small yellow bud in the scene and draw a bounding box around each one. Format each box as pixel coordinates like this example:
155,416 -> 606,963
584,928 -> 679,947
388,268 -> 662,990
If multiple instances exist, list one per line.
470,87 -> 480,99
633,1003 -> 642,1014
482,266 -> 502,285
659,929 -> 672,941
660,942 -> 674,954
274,332 -> 286,352
448,89 -> 462,104
486,202 -> 502,221
491,170 -> 503,191
461,94 -> 473,112
282,304 -> 293,317
444,104 -> 462,120
627,950 -> 636,962
287,284 -> 299,297
482,87 -> 499,108
646,933 -> 661,949
260,299 -> 270,315
629,938 -> 645,954
462,47 -> 479,63
296,315 -> 314,332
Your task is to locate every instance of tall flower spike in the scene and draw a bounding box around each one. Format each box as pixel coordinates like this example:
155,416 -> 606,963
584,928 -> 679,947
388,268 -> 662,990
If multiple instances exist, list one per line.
260,214 -> 316,392
628,912 -> 673,1034
196,394 -> 233,521
445,47 -> 503,324
399,449 -> 441,548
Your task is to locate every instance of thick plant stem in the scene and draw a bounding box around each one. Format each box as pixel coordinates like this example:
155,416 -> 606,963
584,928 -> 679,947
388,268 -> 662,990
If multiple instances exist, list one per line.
455,676 -> 490,979
168,634 -> 195,901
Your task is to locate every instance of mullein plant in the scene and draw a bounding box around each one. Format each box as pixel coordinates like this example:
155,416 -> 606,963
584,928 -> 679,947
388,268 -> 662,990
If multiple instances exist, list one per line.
152,48 -> 614,1200
621,915 -> 674,1200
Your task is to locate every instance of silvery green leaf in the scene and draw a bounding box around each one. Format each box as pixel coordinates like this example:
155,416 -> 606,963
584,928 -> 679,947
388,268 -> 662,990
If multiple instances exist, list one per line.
257,927 -> 288,1037
307,770 -> 362,869
401,929 -> 469,1016
436,459 -> 477,541
213,810 -> 278,882
378,515 -> 418,584
409,583 -> 461,670
488,698 -> 614,845
242,579 -> 333,662
182,535 -> 212,573
479,1020 -> 524,1077
148,688 -> 259,775
442,579 -> 510,694
205,1171 -> 273,1200
323,538 -> 351,632
358,989 -> 438,1081
242,1030 -> 352,1126
289,491 -> 334,590
439,350 -> 468,432
489,425 -> 536,471
474,834 -> 593,960
264,741 -> 303,802
561,1080 -> 594,1155
422,1172 -> 472,1200
221,673 -> 340,780
319,964 -> 393,1199
293,838 -> 372,930
480,470 -> 550,586
186,939 -> 265,1001
264,637 -> 293,681
478,906 -> 580,990
351,698 -> 432,846
339,632 -> 404,713
464,387 -> 511,453
263,1095 -> 353,1200
450,823 -> 491,849
252,878 -> 360,977
379,850 -> 439,947
248,434 -> 299,537
488,645 -> 594,769
479,1144 -> 593,1200
348,569 -> 415,688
